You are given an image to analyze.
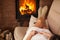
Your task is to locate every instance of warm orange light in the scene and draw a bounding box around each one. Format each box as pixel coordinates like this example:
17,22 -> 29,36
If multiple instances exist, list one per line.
19,0 -> 36,15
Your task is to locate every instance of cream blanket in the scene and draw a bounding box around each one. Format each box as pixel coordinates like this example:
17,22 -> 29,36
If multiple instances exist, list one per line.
23,27 -> 52,40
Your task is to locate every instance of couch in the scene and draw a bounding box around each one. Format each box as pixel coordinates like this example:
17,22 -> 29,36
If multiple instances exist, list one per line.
14,0 -> 60,40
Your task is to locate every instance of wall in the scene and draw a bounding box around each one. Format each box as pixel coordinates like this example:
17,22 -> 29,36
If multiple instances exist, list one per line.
0,0 -> 19,31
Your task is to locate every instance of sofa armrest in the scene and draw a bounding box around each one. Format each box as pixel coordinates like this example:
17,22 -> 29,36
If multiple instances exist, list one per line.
14,27 -> 28,40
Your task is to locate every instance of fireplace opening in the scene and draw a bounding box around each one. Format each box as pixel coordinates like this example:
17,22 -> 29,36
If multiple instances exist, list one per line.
16,0 -> 39,27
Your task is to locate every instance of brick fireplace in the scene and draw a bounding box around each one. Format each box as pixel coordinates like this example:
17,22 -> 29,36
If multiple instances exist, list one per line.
0,0 -> 53,29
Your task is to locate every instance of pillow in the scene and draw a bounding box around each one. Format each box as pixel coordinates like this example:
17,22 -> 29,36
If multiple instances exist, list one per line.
29,15 -> 37,28
38,6 -> 48,18
47,0 -> 60,35
23,15 -> 37,40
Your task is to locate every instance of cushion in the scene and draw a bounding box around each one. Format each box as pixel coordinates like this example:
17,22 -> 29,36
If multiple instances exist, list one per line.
38,6 -> 48,18
29,15 -> 37,28
47,0 -> 60,35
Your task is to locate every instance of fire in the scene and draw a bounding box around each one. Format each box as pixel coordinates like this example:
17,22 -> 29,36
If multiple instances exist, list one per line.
19,0 -> 36,15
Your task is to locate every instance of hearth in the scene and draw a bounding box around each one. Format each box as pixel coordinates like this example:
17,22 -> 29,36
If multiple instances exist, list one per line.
16,0 -> 39,27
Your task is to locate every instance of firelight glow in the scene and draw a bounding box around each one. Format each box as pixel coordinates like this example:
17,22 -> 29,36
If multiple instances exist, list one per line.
19,0 -> 36,15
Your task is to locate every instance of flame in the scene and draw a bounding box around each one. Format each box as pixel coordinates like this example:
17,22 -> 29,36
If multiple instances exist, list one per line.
19,0 -> 36,15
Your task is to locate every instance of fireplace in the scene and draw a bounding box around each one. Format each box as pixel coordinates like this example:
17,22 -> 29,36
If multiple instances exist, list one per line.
16,0 -> 39,27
